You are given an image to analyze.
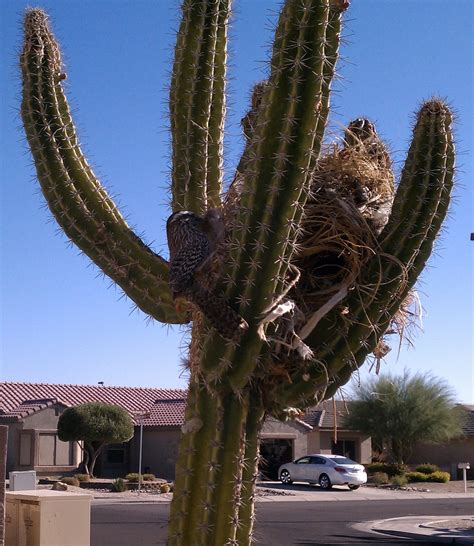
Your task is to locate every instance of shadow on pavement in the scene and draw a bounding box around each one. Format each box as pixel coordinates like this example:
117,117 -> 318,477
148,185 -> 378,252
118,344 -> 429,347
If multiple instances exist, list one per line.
258,482 -> 356,493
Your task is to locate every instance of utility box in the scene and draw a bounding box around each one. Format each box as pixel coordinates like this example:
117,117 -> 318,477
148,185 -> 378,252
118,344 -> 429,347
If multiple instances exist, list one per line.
5,490 -> 91,546
9,472 -> 37,492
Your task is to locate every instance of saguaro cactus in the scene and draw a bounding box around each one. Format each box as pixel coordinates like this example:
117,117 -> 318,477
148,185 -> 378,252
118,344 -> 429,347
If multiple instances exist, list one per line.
21,2 -> 454,545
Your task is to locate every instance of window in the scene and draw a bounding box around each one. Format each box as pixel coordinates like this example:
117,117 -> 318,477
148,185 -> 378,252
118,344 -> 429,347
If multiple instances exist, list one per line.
310,456 -> 326,465
332,439 -> 356,461
106,444 -> 126,464
295,456 -> 311,465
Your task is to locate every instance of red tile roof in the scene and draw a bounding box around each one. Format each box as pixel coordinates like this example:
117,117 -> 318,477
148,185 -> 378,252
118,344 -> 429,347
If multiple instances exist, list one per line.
0,382 -> 186,427
301,400 -> 351,430
141,400 -> 187,427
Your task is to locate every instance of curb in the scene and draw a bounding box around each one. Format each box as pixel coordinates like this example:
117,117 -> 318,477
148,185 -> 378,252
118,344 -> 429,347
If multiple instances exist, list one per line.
354,515 -> 474,544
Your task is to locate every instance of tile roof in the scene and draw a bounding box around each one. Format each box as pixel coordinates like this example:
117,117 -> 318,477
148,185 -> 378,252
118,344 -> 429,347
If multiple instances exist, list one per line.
0,382 -> 186,427
302,401 -> 474,437
301,400 -> 352,430
140,400 -> 187,427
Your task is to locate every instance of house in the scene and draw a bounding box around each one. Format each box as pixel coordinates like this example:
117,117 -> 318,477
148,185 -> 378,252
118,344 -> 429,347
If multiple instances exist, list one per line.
409,404 -> 474,479
0,382 -> 371,480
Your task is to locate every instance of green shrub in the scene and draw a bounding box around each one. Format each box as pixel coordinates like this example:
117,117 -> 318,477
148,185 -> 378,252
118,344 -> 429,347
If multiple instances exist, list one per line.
390,474 -> 408,487
160,483 -> 171,493
60,477 -> 80,487
415,463 -> 440,475
125,473 -> 140,482
112,478 -> 127,492
74,473 -> 90,482
365,463 -> 406,477
406,471 -> 428,483
426,471 -> 450,483
371,472 -> 389,485
142,473 -> 156,482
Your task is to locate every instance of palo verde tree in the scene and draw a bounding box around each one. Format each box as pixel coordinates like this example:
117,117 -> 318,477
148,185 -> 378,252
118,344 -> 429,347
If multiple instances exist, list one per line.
344,371 -> 465,465
21,1 -> 455,544
57,403 -> 134,477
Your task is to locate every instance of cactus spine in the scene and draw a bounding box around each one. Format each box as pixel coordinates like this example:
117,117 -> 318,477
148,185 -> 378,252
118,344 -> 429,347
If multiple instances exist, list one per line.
21,2 -> 454,545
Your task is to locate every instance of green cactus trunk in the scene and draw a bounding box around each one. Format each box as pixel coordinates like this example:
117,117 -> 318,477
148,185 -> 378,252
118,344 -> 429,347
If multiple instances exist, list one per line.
20,2 -> 455,545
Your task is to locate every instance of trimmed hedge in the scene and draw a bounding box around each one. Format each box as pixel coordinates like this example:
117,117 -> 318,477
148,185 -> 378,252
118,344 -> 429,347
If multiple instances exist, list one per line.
365,463 -> 406,477
390,474 -> 408,487
426,471 -> 450,483
371,472 -> 389,485
125,472 -> 157,482
415,463 -> 440,475
74,473 -> 90,482
407,470 -> 450,483
60,476 -> 80,487
406,471 -> 428,483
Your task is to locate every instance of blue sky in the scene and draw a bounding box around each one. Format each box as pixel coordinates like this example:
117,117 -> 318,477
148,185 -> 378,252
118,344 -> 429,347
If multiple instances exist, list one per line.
1,1 -> 472,402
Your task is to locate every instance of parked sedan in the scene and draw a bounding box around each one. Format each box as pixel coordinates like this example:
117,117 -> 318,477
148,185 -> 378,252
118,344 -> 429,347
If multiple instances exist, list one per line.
278,454 -> 367,490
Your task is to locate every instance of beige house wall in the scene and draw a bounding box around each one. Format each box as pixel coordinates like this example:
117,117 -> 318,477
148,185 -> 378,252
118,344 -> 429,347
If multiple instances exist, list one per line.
260,417 -> 309,460
4,407 -> 81,475
307,430 -> 371,464
409,439 -> 474,478
129,429 -> 181,480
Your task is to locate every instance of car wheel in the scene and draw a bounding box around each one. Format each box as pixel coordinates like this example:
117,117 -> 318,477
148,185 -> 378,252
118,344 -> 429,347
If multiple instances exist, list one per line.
318,473 -> 332,490
348,484 -> 360,490
280,470 -> 292,484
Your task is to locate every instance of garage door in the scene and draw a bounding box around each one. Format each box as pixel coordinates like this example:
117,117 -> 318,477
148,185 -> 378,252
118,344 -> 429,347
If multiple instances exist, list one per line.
259,439 -> 293,480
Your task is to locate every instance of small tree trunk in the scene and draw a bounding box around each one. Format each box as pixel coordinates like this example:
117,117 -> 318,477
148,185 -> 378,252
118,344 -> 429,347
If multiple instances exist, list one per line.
89,444 -> 105,478
76,441 -> 90,475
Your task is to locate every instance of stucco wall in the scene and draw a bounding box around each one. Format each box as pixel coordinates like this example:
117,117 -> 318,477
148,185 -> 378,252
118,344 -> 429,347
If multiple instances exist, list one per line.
129,429 -> 181,480
260,417 -> 309,460
409,439 -> 474,479
5,407 -> 81,474
307,430 -> 371,463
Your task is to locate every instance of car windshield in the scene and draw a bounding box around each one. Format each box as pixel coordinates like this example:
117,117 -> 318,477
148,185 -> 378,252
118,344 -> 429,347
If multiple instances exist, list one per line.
331,457 -> 357,465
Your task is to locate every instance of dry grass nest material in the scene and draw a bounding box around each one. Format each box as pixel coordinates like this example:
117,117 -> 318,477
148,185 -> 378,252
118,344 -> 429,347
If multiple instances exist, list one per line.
293,139 -> 395,316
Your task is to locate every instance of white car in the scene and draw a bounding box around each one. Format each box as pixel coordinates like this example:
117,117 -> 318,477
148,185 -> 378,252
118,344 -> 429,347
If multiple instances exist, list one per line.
278,454 -> 367,490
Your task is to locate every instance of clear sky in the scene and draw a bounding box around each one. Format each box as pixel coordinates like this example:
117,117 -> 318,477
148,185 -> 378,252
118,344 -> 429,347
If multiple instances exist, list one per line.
1,1 -> 472,402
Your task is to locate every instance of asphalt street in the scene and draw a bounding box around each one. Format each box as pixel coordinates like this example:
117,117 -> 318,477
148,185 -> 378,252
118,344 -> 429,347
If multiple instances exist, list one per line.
91,498 -> 474,545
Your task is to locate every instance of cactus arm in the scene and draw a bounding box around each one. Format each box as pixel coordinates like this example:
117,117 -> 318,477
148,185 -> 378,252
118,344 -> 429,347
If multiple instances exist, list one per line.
170,0 -> 230,213
206,6 -> 229,208
280,100 -> 454,407
227,0 -> 330,312
21,9 -> 185,324
224,0 -> 347,389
